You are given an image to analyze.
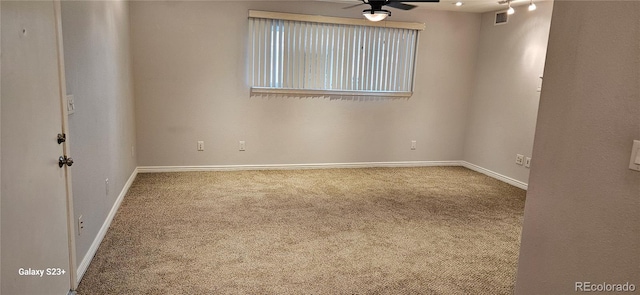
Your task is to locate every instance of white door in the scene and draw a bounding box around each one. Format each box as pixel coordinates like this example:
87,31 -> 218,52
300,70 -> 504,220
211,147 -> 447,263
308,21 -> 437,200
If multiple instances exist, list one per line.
1,1 -> 74,294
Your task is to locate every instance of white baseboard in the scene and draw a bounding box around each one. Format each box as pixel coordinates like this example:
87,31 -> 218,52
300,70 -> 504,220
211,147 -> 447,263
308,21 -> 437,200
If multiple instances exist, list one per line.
460,161 -> 528,190
76,167 -> 139,284
137,161 -> 462,173
137,161 -> 528,190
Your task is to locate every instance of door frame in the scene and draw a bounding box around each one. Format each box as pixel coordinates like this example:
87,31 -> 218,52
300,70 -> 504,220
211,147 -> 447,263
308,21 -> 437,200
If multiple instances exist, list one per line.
0,0 -> 2,284
52,0 -> 78,290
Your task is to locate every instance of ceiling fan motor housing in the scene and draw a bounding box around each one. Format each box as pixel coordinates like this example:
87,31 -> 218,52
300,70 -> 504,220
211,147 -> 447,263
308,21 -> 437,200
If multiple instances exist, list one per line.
358,0 -> 440,21
365,0 -> 386,10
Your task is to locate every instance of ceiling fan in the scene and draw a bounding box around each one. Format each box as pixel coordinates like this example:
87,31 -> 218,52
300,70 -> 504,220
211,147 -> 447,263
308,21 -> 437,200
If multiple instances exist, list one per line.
345,0 -> 440,22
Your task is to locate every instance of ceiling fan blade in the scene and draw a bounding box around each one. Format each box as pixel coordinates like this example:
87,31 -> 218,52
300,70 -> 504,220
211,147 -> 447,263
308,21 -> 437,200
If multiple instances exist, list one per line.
386,2 -> 417,10
387,0 -> 440,3
343,1 -> 366,9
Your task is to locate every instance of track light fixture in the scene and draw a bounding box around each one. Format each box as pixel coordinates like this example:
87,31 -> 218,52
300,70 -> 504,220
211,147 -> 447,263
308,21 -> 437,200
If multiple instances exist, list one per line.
507,0 -> 514,15
528,0 -> 537,11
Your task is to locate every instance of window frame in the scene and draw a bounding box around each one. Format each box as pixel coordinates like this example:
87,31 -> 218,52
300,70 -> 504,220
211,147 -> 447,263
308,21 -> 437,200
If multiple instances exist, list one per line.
248,10 -> 425,99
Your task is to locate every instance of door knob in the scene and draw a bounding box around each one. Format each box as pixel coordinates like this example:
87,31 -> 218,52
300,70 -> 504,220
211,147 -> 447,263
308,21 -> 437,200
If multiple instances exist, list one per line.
58,155 -> 74,168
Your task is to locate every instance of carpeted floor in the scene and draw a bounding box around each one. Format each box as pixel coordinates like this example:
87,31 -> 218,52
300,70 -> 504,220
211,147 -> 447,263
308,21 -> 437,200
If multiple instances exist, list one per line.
76,167 -> 526,294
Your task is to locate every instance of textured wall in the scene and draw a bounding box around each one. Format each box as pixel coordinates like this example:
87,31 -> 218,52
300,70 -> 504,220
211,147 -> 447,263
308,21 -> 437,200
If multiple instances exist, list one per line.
130,1 -> 481,167
516,1 -> 640,293
62,0 -> 137,271
463,2 -> 553,184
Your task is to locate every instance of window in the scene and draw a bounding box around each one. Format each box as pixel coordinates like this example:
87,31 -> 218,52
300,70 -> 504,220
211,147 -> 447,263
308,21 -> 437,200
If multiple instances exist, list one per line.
248,11 -> 424,98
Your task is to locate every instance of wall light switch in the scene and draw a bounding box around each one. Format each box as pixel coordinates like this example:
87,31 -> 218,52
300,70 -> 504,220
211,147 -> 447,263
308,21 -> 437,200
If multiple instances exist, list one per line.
411,140 -> 417,150
67,95 -> 75,115
537,76 -> 543,92
524,157 -> 531,168
629,140 -> 640,172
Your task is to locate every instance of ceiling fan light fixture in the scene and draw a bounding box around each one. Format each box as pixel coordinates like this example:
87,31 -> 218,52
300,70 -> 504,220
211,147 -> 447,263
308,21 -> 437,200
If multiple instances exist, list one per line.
363,9 -> 390,22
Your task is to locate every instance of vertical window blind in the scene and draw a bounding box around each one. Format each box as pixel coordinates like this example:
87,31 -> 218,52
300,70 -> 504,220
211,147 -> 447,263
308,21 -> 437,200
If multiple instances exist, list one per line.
248,11 -> 423,98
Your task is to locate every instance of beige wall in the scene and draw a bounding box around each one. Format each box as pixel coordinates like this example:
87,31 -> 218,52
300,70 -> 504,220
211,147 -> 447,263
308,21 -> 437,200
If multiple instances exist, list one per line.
61,0 -> 137,273
130,1 -> 481,167
463,2 -> 553,184
515,1 -> 640,293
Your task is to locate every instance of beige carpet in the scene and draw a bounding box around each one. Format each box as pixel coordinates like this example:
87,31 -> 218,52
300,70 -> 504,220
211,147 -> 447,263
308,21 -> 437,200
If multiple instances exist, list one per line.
76,167 -> 526,294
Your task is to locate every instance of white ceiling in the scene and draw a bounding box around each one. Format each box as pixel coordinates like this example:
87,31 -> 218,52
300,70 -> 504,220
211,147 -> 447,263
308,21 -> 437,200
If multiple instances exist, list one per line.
329,0 -> 551,13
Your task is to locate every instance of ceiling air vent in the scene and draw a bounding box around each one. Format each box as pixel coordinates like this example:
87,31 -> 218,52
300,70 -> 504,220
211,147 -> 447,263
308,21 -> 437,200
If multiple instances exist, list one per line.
495,11 -> 508,25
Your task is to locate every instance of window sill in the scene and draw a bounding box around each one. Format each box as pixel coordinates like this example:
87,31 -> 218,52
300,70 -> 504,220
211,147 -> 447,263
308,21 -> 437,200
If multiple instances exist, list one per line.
250,87 -> 412,98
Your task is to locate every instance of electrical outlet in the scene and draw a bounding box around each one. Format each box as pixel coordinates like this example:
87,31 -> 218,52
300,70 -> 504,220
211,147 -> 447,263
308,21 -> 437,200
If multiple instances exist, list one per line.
105,178 -> 109,196
411,140 -> 417,150
524,157 -> 531,168
516,154 -> 524,165
197,141 -> 204,151
239,141 -> 246,151
77,215 -> 84,236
